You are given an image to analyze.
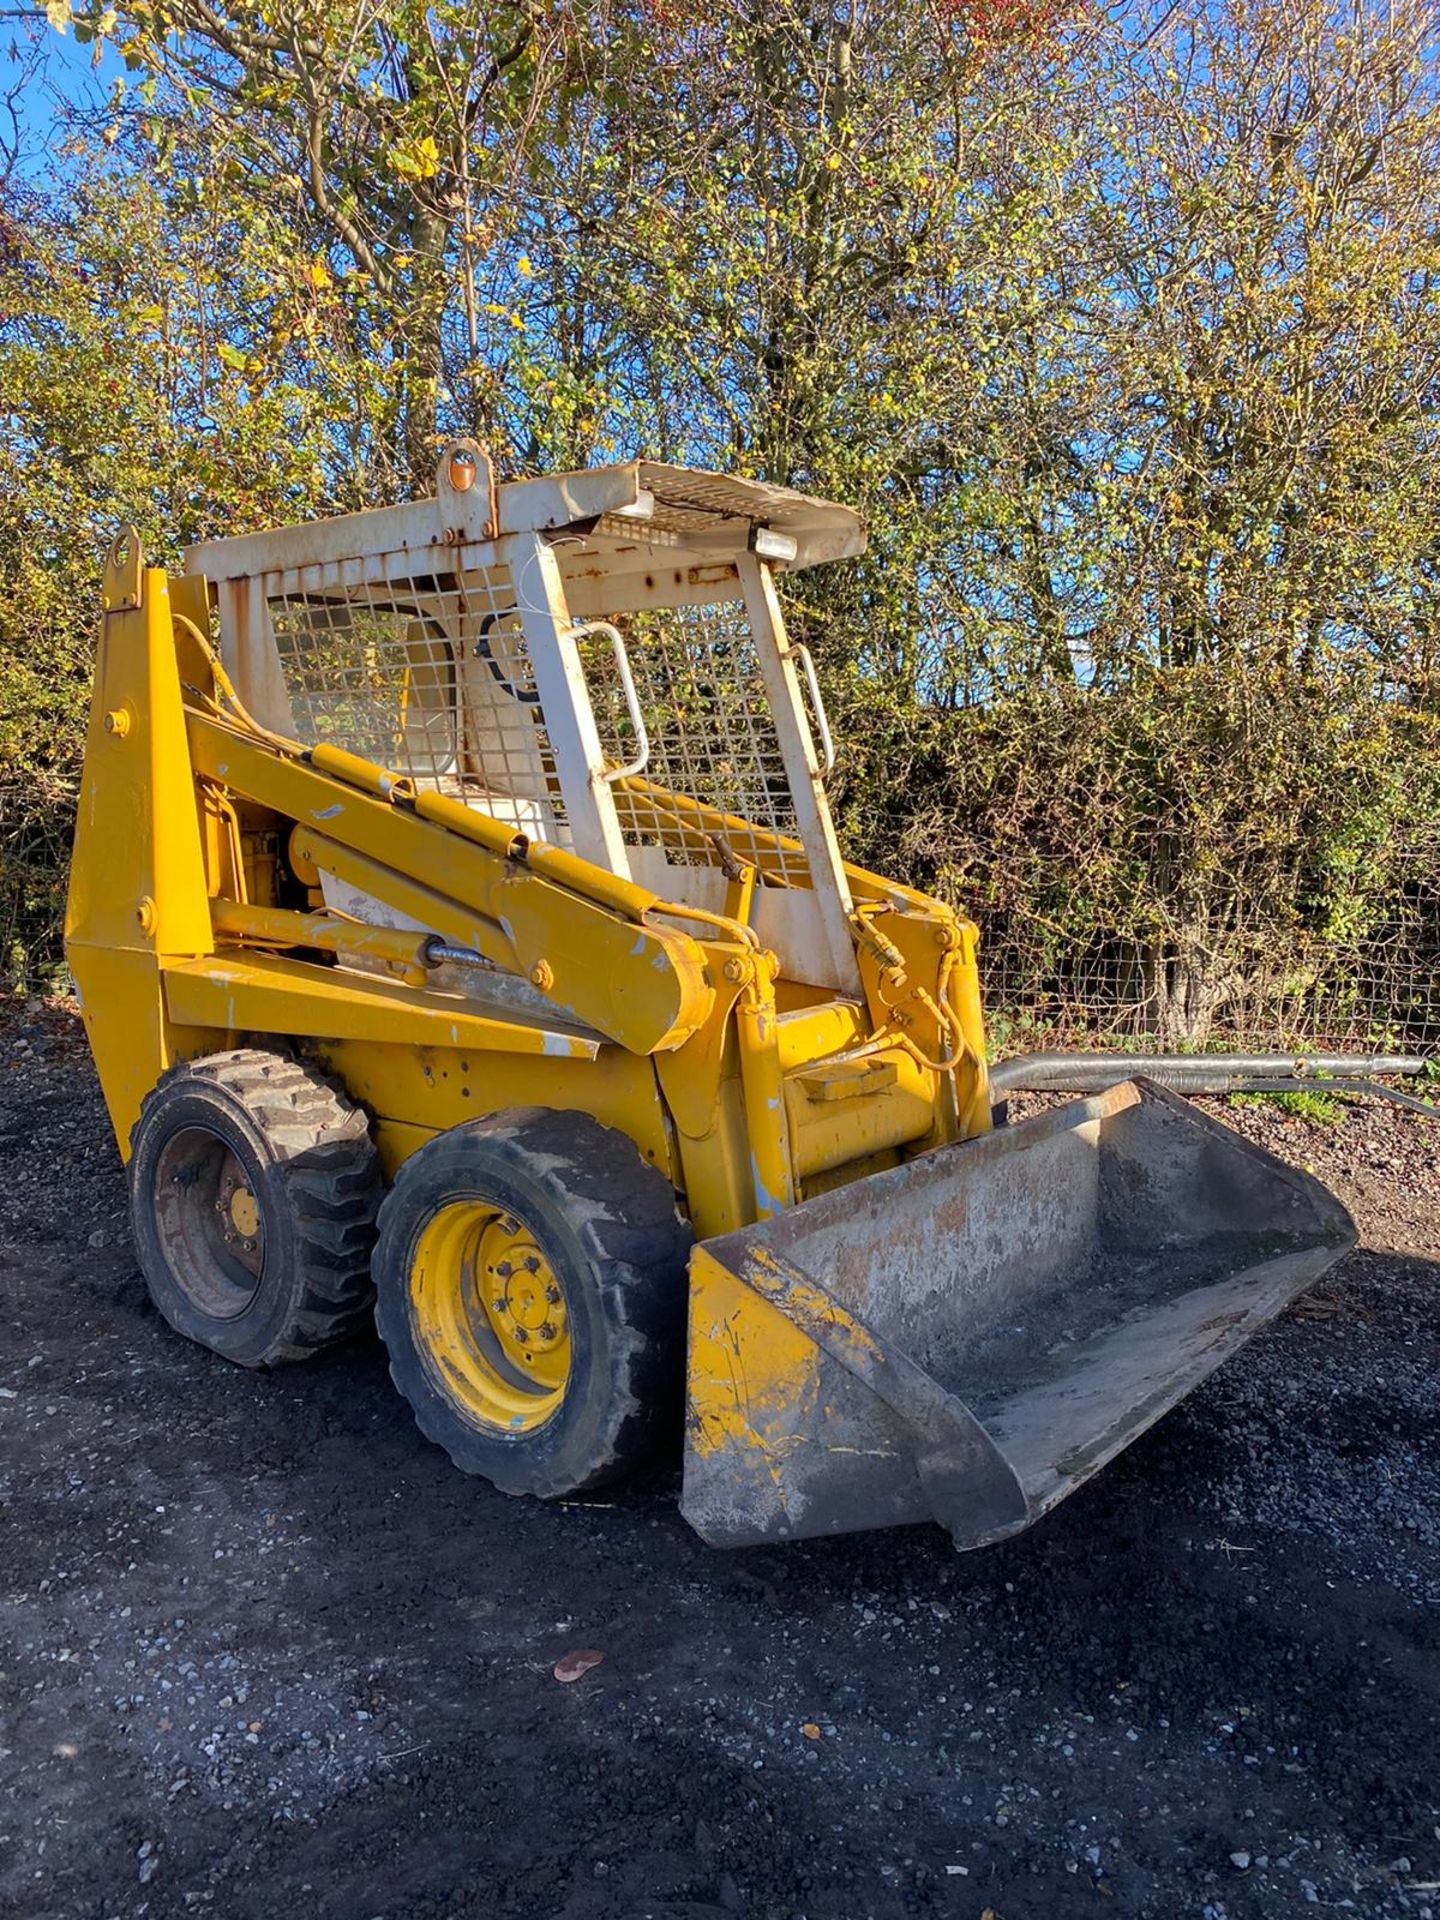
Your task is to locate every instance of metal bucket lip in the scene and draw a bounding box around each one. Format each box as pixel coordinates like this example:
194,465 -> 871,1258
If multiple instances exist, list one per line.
696,1076 -> 1357,1275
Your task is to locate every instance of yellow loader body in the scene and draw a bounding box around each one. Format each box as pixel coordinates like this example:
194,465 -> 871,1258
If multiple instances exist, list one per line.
65,448 -> 1354,1548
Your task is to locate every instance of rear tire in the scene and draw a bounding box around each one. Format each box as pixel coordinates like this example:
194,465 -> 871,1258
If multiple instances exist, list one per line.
373,1109 -> 691,1498
128,1049 -> 381,1368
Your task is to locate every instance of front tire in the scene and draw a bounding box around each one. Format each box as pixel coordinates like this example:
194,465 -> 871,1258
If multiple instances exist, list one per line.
373,1109 -> 691,1498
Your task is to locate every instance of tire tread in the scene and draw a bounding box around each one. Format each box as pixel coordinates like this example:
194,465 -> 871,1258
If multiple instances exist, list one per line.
131,1048 -> 381,1366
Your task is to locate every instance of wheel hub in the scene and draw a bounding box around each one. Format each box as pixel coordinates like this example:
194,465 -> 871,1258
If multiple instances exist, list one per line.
227,1185 -> 260,1240
152,1126 -> 266,1318
409,1202 -> 571,1432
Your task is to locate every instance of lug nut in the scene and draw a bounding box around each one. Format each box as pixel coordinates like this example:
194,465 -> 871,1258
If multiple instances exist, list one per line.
495,1261 -> 512,1278
545,1284 -> 561,1305
538,1322 -> 556,1342
524,1255 -> 540,1274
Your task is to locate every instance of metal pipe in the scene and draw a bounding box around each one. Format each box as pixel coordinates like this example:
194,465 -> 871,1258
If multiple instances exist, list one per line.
989,1050 -> 1428,1094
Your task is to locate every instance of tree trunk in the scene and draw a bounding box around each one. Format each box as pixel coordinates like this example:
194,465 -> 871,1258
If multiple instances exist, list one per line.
401,208 -> 452,490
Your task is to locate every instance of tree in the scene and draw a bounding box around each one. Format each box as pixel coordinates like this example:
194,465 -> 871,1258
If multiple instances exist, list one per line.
56,0 -> 566,486
5,0 -> 1439,1046
0,147 -> 356,980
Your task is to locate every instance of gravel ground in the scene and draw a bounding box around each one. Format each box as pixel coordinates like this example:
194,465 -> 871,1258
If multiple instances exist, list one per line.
0,1000 -> 1437,1920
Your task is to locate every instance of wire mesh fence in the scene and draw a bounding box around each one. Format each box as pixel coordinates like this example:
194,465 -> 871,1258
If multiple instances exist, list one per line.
249,581 -> 1440,1055
975,826 -> 1440,1053
17,556 -> 1429,1053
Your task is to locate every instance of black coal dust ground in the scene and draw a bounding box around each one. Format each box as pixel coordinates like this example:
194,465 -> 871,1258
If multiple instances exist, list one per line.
1,1002 -> 1437,1920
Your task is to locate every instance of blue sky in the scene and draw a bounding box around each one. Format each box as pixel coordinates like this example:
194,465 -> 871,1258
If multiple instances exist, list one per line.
6,18 -> 128,165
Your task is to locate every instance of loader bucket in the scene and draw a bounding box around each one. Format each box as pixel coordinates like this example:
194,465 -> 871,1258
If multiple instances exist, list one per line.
681,1079 -> 1356,1551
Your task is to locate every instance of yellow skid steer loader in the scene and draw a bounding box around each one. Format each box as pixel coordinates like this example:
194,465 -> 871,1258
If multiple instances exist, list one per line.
64,445 -> 1354,1550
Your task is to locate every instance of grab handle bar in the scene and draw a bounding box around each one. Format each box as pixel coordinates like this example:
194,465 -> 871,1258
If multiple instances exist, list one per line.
790,642 -> 835,778
571,621 -> 651,783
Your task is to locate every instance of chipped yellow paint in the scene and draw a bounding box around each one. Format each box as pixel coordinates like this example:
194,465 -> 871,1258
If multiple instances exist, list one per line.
686,1246 -> 821,1468
162,948 -> 606,1062
740,1244 -> 886,1367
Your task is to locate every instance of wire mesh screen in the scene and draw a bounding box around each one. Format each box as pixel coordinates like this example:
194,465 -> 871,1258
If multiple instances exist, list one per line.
262,572 -> 816,881
269,595 -> 457,775
265,560 -> 570,844
588,600 -> 812,884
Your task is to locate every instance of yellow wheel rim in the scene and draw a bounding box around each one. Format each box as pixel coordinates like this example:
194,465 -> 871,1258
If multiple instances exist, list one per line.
409,1201 -> 571,1433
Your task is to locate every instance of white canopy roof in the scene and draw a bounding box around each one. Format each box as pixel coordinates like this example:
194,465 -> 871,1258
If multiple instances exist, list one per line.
185,459 -> 867,587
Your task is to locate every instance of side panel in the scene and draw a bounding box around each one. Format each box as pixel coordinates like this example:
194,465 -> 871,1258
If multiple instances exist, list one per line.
305,1039 -> 675,1182
64,538 -> 213,1157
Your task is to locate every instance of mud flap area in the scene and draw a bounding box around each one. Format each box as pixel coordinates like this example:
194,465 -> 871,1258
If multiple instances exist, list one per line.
681,1080 -> 1356,1551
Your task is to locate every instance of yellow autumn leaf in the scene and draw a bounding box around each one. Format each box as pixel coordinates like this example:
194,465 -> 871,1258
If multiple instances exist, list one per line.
390,134 -> 440,182
306,257 -> 332,290
516,254 -> 533,277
